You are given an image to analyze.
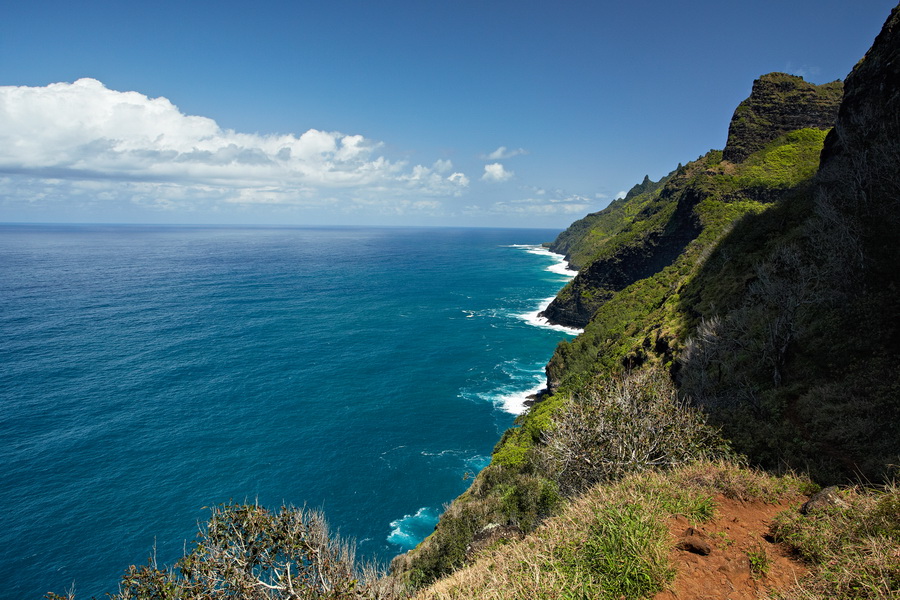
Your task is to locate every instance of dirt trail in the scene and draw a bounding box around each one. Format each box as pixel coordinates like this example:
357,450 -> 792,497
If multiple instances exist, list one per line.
654,495 -> 807,600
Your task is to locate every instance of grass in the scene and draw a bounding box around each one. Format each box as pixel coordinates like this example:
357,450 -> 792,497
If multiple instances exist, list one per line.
412,460 -> 809,600
770,483 -> 900,599
747,543 -> 771,577
553,502 -> 672,599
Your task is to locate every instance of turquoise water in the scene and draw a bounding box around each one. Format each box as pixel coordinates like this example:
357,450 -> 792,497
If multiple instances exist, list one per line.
0,224 -> 576,599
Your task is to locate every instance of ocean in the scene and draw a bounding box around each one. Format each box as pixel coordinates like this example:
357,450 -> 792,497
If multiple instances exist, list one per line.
0,224 -> 577,599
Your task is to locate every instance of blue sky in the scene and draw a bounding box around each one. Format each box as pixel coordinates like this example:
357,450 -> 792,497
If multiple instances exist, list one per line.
1,0 -> 896,228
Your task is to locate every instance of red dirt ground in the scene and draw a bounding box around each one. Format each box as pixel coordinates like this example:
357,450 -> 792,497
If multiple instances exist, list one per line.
654,495 -> 808,600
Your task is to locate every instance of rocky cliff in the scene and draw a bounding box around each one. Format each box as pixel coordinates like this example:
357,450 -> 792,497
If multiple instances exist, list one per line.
722,72 -> 842,163
539,177 -> 701,329
675,4 -> 900,483
540,74 -> 843,332
393,6 -> 900,589
817,4 -> 900,286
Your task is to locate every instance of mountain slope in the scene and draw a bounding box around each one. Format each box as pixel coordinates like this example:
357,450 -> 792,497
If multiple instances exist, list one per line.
393,4 -> 900,591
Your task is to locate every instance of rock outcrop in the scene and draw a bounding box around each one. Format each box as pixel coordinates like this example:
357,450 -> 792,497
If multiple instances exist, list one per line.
722,73 -> 842,163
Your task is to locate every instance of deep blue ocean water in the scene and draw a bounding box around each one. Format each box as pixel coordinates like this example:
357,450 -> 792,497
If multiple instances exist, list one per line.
0,224 -> 577,599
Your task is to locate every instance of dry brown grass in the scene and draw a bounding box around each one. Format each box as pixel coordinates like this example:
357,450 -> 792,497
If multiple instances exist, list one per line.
414,460 -> 808,600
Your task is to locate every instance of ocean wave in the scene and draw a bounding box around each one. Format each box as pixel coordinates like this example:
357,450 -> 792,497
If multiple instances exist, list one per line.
459,360 -> 548,415
464,454 -> 491,472
517,296 -> 584,335
387,506 -> 441,548
418,449 -> 490,473
492,379 -> 547,414
505,244 -> 578,277
546,260 -> 578,277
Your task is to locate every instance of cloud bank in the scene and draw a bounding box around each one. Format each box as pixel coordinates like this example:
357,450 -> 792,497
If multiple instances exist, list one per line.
464,190 -> 596,217
0,79 -> 468,215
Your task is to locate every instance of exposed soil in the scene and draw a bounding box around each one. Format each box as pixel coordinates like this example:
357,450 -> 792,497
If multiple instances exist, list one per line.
654,495 -> 808,600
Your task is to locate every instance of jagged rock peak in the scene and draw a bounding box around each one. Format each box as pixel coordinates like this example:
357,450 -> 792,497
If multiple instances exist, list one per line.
819,3 -> 900,175
722,72 -> 843,163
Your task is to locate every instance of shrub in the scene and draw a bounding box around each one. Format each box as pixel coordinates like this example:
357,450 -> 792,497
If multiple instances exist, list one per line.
48,504 -> 403,600
542,366 -> 726,494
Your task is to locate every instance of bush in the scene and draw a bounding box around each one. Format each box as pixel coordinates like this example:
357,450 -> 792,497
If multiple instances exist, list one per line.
542,366 -> 726,494
48,504 -> 404,600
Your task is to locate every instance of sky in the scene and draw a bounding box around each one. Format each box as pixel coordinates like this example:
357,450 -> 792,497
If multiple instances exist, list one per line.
1,0 -> 896,228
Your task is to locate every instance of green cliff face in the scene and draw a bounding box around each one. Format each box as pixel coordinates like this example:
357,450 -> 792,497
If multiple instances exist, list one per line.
547,173 -> 672,271
393,7 -> 900,590
541,125 -> 829,332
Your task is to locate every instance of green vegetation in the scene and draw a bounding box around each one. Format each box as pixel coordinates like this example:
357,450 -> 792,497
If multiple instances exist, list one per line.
48,504 -> 404,600
547,171 -> 673,270
415,460 -> 810,600
735,128 -> 829,188
771,484 -> 900,599
746,544 -> 771,577
553,502 -> 672,599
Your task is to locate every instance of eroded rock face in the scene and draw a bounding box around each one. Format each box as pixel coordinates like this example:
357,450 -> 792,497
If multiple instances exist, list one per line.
723,73 -> 843,163
818,3 -> 900,231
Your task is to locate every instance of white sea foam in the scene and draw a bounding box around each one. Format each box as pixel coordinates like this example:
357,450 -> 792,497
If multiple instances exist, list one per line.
476,360 -> 546,415
506,244 -> 582,334
464,454 -> 491,472
387,506 -> 441,548
518,296 -> 584,335
505,244 -> 578,277
492,379 -> 547,414
461,360 -> 549,415
546,260 -> 579,277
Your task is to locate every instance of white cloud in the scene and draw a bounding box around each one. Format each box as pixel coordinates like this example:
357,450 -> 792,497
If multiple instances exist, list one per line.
464,193 -> 594,216
481,163 -> 514,183
432,158 -> 453,173
398,161 -> 469,196
0,79 -> 469,213
448,172 -> 470,186
482,146 -> 528,160
615,190 -> 627,199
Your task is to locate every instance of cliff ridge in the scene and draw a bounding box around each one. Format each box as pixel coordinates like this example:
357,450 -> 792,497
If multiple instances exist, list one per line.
722,72 -> 842,163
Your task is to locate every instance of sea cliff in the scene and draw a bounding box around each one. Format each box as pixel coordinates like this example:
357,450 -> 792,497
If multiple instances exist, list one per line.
393,4 -> 900,596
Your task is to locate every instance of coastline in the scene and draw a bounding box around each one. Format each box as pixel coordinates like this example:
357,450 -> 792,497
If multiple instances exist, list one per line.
504,244 -> 581,414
